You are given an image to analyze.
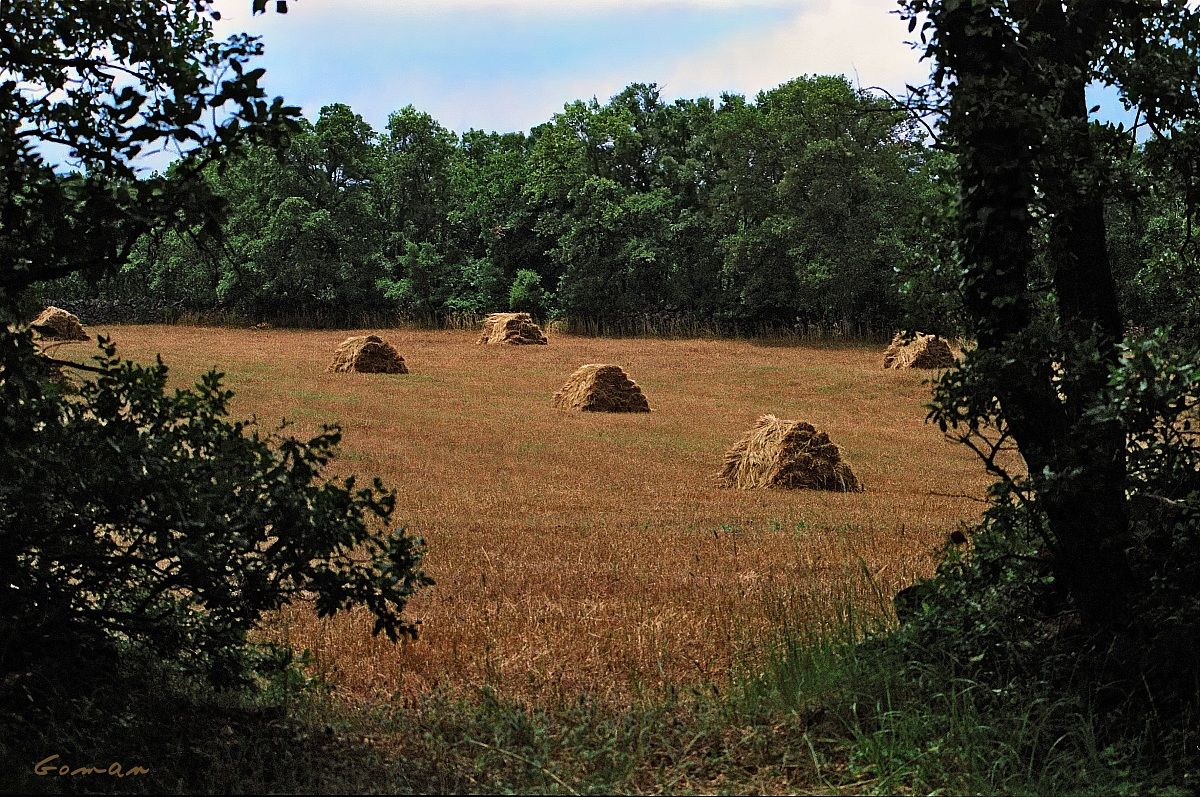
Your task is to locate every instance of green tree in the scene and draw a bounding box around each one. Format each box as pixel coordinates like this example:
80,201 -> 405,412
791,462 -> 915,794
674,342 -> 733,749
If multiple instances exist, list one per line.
448,129 -> 551,305
129,105 -> 391,322
374,107 -> 523,320
0,1 -> 292,297
1,0 -> 429,683
902,0 -> 1200,624
1103,138 -> 1200,341
891,149 -> 963,336
526,87 -> 715,328
235,105 -> 387,319
376,105 -> 457,254
711,77 -> 932,331
508,268 -> 552,317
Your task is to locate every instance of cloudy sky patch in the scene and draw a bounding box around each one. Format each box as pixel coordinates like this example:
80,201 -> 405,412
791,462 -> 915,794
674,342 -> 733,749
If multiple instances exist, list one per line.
214,0 -> 926,132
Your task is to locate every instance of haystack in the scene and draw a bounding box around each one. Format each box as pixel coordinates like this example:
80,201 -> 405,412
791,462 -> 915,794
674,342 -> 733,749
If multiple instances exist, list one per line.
882,332 -> 955,369
31,306 -> 88,342
477,312 -> 548,345
720,414 -> 862,492
553,364 -> 650,413
327,334 -> 408,374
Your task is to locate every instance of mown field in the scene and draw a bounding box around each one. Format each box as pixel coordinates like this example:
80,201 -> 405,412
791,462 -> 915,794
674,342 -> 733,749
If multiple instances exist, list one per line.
85,325 -> 993,704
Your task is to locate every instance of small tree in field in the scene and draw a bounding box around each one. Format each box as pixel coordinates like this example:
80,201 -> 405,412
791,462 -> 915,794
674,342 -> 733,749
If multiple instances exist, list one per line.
0,0 -> 430,684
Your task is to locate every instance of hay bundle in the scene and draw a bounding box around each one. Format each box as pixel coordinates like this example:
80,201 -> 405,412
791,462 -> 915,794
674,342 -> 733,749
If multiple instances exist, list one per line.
553,364 -> 650,413
31,306 -> 88,342
720,414 -> 862,492
882,332 -> 955,369
881,333 -> 907,368
327,334 -> 408,374
477,312 -> 548,345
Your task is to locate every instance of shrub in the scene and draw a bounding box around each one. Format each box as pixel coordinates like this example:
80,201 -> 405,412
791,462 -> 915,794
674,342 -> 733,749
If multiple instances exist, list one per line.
0,332 -> 431,687
508,269 -> 551,318
891,328 -> 1200,787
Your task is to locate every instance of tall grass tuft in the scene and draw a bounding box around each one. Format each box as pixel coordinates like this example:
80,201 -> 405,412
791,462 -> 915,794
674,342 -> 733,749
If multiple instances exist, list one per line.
726,564 -> 1189,796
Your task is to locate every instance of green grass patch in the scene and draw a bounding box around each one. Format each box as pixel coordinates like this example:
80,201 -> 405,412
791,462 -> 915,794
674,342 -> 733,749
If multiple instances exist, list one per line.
7,594 -> 1195,795
511,439 -> 549,455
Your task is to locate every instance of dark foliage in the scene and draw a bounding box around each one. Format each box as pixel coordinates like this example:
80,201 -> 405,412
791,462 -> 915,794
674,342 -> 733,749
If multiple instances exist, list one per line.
0,333 -> 431,686
1,0 -> 431,696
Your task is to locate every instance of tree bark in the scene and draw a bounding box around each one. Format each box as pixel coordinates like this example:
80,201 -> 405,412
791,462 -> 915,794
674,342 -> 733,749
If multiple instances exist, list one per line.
938,0 -> 1135,625
1027,1 -> 1135,621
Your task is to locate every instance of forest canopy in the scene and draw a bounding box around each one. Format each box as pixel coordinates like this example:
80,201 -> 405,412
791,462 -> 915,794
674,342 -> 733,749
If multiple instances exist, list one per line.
36,75 -> 1196,342
41,77 -> 951,335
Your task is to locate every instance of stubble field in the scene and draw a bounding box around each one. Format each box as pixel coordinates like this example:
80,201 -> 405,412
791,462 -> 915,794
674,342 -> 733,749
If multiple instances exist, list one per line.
86,325 -> 993,703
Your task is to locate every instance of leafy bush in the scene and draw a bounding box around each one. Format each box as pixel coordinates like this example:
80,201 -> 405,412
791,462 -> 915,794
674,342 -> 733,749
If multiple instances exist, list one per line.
507,268 -> 551,318
894,328 -> 1200,784
1103,330 -> 1200,695
0,331 -> 431,686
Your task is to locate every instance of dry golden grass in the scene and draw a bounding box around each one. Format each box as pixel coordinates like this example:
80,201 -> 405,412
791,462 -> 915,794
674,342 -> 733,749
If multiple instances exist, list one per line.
88,325 -> 996,703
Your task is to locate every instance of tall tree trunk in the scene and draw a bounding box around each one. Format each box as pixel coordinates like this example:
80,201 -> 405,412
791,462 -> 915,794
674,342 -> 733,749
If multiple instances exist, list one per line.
938,0 -> 1135,625
1027,1 -> 1135,620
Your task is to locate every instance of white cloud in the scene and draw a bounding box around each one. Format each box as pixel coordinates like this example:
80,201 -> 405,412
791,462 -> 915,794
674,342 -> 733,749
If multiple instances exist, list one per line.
214,0 -> 926,133
661,0 -> 926,100
432,2 -> 921,131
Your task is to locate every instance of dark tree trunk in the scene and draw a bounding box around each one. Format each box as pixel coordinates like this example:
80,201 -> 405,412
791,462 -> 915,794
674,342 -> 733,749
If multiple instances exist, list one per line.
1039,95 -> 1135,621
937,0 -> 1135,625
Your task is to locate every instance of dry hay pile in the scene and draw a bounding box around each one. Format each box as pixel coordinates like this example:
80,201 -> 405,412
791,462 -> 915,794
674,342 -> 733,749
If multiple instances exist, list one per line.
327,334 -> 408,374
720,414 -> 862,492
477,312 -> 548,345
31,306 -> 89,342
553,364 -> 651,413
882,332 -> 955,369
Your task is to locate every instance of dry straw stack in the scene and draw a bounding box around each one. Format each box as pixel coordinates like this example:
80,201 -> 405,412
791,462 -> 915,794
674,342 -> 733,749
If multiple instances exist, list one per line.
31,306 -> 89,342
882,332 -> 956,369
327,334 -> 408,374
721,414 -> 862,492
477,312 -> 548,345
553,364 -> 651,413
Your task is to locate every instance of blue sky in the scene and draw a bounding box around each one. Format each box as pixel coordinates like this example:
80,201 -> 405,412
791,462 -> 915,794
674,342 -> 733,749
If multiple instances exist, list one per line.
212,0 -> 934,134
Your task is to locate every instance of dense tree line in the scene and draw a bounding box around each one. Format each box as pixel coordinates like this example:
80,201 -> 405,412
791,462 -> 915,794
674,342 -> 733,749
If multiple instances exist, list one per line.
43,73 -> 1197,339
45,77 -> 951,333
